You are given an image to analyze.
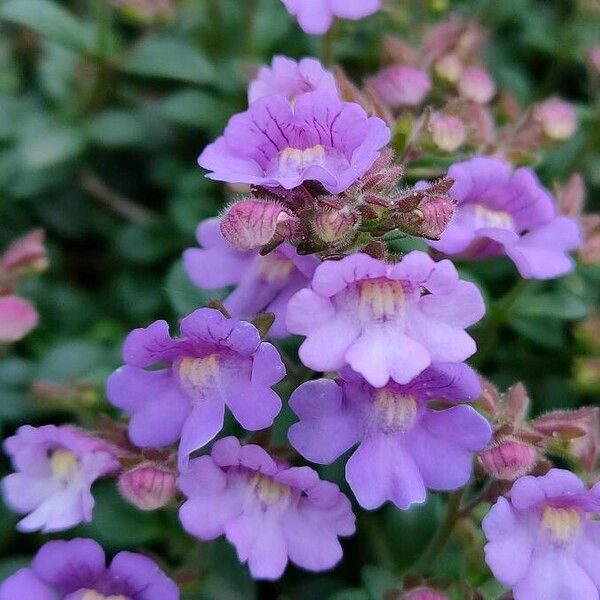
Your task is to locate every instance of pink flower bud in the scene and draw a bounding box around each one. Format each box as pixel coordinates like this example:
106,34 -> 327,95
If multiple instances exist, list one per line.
0,296 -> 38,342
434,53 -> 463,83
220,199 -> 298,251
588,46 -> 600,74
533,407 -> 599,472
536,97 -> 576,140
403,588 -> 449,600
369,65 -> 432,108
1,229 -> 48,277
312,206 -> 360,244
428,114 -> 466,152
417,194 -> 456,240
480,438 -> 538,481
458,67 -> 495,104
555,173 -> 585,218
118,463 -> 176,511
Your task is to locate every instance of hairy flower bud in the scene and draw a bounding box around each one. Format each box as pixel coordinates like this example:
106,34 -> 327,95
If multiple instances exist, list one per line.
480,438 -> 538,481
434,53 -> 463,83
532,407 -> 599,472
312,205 -> 360,244
220,199 -> 298,251
369,65 -> 432,108
428,114 -> 466,151
118,463 -> 176,511
395,193 -> 455,241
535,97 -> 576,141
1,229 -> 48,279
0,296 -> 38,342
458,66 -> 495,104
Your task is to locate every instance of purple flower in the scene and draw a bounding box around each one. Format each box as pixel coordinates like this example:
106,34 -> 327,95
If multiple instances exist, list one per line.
0,538 -> 178,599
280,0 -> 381,35
249,55 -> 337,104
1,425 -> 119,533
288,364 -> 491,510
429,157 -> 582,279
198,90 -> 390,194
178,436 -> 355,580
183,218 -> 318,338
106,308 -> 285,469
286,252 -> 485,387
483,469 -> 600,600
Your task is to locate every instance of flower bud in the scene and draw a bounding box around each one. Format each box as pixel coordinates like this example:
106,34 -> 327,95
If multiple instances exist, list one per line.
1,229 -> 48,278
118,463 -> 176,511
403,588 -> 449,600
434,53 -> 462,83
480,438 -> 538,481
369,65 -> 432,108
428,114 -> 466,152
220,199 -> 298,251
312,206 -> 360,244
0,296 -> 38,342
536,97 -> 576,140
555,173 -> 585,218
395,193 -> 455,241
532,407 -> 599,472
458,66 -> 495,104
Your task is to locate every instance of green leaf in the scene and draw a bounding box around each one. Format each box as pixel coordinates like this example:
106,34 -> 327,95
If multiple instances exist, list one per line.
513,289 -> 588,321
123,36 -> 214,84
88,109 -> 146,148
18,121 -> 85,169
0,0 -> 88,52
509,316 -> 565,349
159,90 -> 231,131
361,566 -> 401,600
328,591 -> 369,600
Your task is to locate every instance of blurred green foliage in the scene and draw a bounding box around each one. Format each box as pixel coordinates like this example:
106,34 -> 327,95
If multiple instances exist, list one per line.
0,0 -> 598,598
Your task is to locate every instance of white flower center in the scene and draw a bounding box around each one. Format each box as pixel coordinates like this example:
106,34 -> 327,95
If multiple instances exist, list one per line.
250,473 -> 291,506
542,506 -> 581,543
50,450 -> 79,483
279,145 -> 326,170
258,252 -> 295,283
473,205 -> 514,230
359,280 -> 407,321
81,591 -> 128,600
373,389 -> 418,432
178,354 -> 220,396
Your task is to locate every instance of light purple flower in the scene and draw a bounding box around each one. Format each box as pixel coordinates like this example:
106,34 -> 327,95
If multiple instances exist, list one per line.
178,436 -> 355,580
280,0 -> 381,35
286,252 -> 485,387
249,55 -> 337,104
0,538 -> 178,599
483,469 -> 600,600
368,65 -> 432,108
183,218 -> 318,338
106,308 -> 285,469
429,157 -> 582,279
1,425 -> 119,533
198,90 -> 390,194
289,364 -> 491,510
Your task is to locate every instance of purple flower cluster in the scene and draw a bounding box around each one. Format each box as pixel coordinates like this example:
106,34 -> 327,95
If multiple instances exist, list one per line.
179,436 -> 355,579
280,0 -> 381,35
0,538 -> 178,599
2,425 -> 119,533
430,157 -> 581,279
107,307 -> 285,469
483,469 -> 600,599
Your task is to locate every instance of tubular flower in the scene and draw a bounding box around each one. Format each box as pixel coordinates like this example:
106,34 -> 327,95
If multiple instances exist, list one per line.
288,364 -> 491,510
106,308 -> 285,469
183,218 -> 318,338
286,252 -> 485,387
0,538 -> 178,599
1,425 -> 119,533
249,55 -> 337,104
198,90 -> 390,194
483,469 -> 600,600
280,0 -> 381,35
430,157 -> 582,279
178,436 -> 355,580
